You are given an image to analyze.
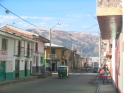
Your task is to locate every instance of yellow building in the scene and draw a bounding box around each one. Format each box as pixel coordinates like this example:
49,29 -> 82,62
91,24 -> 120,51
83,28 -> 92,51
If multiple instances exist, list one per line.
44,43 -> 73,71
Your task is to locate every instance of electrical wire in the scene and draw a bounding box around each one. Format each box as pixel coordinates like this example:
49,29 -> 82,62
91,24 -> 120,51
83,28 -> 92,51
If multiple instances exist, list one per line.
0,3 -> 98,33
0,4 -> 45,31
83,24 -> 98,31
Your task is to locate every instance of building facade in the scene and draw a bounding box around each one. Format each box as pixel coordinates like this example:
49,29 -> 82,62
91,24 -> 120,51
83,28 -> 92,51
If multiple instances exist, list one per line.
96,0 -> 123,92
0,25 -> 49,81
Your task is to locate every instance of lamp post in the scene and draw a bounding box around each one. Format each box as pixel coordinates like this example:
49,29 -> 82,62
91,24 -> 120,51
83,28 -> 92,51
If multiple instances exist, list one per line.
49,23 -> 61,75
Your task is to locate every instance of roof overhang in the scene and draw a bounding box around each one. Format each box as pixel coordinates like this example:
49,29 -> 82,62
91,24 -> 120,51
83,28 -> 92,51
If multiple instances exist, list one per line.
96,0 -> 122,40
97,15 -> 122,39
34,36 -> 50,43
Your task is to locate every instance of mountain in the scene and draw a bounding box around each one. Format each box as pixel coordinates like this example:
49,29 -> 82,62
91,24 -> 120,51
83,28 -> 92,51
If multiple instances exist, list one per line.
27,29 -> 99,57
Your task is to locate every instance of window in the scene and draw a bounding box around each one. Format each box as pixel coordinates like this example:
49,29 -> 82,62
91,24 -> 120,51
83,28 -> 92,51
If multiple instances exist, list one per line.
18,41 -> 21,55
51,48 -> 55,54
27,43 -> 30,56
41,57 -> 43,64
35,43 -> 38,52
33,56 -> 35,63
2,38 -> 8,50
62,50 -> 64,55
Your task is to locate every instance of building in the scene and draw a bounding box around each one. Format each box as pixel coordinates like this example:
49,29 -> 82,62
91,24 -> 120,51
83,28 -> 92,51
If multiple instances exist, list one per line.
0,25 -> 49,81
96,0 -> 123,92
44,43 -> 73,71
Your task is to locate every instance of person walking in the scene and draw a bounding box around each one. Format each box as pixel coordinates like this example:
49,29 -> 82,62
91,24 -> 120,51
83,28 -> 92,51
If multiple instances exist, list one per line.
100,67 -> 109,84
42,65 -> 45,78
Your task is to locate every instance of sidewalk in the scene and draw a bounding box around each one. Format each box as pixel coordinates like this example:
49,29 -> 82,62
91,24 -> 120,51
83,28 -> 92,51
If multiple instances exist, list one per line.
0,72 -> 51,87
96,79 -> 115,93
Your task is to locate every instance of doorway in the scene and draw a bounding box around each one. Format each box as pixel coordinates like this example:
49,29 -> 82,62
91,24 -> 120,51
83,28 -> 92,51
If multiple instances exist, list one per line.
25,61 -> 28,76
30,61 -> 32,75
0,61 -> 5,80
15,60 -> 19,78
36,56 -> 38,73
52,63 -> 56,71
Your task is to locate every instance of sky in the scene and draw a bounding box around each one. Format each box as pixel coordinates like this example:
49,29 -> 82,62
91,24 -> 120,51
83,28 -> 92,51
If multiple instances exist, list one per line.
0,0 -> 99,35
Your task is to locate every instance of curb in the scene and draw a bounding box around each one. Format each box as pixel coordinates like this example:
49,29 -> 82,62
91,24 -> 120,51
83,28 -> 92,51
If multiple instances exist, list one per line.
0,73 -> 51,87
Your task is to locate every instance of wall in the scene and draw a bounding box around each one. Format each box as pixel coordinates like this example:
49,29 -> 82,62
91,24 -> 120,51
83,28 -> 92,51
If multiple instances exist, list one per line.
38,40 -> 44,53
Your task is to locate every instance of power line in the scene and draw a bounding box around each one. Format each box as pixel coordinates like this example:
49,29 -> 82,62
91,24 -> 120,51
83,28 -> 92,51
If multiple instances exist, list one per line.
0,3 -> 98,33
0,4 -> 45,31
83,24 -> 98,31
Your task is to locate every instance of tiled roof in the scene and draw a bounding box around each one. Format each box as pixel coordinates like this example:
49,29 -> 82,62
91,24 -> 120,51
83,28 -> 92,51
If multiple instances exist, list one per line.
1,25 -> 37,38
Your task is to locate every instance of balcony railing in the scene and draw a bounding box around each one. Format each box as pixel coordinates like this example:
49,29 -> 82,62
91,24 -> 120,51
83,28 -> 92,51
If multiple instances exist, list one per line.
20,47 -> 25,56
47,54 -> 60,59
25,48 -> 33,57
16,46 -> 33,57
17,46 -> 24,56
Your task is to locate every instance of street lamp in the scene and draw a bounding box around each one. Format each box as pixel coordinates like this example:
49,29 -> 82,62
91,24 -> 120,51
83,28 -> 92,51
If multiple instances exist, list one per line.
49,23 -> 61,75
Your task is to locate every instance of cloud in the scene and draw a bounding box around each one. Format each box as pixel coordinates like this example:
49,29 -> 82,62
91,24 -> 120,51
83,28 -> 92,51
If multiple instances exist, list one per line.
0,15 -> 17,23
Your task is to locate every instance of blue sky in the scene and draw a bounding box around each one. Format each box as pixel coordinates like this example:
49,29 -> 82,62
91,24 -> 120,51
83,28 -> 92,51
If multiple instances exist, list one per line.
0,0 -> 99,35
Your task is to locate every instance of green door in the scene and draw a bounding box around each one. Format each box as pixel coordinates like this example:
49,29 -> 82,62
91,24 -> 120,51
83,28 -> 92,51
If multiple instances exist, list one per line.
0,61 -> 5,81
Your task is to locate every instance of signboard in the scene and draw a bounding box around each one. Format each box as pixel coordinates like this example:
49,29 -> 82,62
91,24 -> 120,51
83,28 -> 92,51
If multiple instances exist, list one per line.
0,50 -> 8,61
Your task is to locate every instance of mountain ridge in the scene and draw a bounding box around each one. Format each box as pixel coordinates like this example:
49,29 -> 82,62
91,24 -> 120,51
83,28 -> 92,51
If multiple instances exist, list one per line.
27,29 -> 99,57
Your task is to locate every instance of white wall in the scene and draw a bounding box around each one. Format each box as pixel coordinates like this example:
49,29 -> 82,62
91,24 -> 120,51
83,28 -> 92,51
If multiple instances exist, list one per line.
38,40 -> 44,53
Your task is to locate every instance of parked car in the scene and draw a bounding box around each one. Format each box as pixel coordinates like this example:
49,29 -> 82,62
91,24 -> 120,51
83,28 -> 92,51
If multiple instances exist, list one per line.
93,67 -> 99,73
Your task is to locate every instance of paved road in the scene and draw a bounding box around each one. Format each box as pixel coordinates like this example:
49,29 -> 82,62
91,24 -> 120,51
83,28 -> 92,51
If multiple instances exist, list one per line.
0,73 -> 98,93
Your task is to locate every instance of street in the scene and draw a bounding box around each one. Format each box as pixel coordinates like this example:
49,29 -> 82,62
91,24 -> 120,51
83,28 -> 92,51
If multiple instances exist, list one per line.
0,72 -> 98,93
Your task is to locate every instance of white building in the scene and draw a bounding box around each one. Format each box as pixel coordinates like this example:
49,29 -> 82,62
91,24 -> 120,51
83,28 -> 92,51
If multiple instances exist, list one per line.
0,25 -> 49,81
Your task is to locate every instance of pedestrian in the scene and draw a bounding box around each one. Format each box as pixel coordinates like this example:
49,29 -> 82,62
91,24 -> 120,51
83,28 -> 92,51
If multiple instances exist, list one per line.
100,67 -> 109,84
42,65 -> 45,77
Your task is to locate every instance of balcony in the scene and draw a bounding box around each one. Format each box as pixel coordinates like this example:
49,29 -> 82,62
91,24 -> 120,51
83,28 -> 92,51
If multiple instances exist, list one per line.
15,46 -> 25,56
20,47 -> 25,56
25,48 -> 33,58
47,54 -> 60,59
15,46 -> 33,57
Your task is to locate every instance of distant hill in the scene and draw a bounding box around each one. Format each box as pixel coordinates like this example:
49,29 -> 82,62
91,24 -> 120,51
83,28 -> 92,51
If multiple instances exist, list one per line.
27,29 -> 99,57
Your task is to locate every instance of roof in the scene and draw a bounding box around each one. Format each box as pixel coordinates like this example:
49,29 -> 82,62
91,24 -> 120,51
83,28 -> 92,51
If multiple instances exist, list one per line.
45,43 -> 65,48
1,24 -> 36,39
0,24 -> 50,43
34,36 -> 50,43
0,29 -> 21,39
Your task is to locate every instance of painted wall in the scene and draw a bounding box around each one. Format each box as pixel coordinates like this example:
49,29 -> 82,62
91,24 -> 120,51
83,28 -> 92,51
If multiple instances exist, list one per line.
118,32 -> 123,93
38,40 -> 44,53
122,2 -> 124,92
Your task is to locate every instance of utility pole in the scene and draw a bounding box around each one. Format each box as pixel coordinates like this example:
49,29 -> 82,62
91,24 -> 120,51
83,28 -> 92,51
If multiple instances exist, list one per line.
49,23 -> 61,75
